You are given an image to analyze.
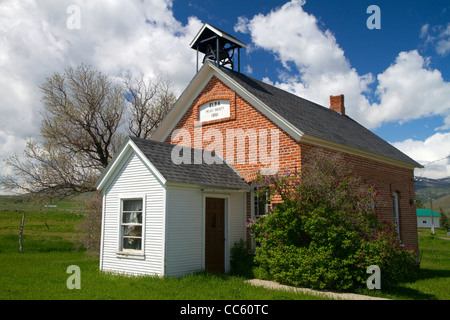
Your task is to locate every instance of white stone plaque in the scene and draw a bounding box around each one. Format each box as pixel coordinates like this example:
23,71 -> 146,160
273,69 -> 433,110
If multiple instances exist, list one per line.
199,100 -> 230,122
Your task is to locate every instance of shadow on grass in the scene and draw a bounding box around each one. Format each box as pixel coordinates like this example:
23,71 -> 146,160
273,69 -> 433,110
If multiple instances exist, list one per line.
371,268 -> 450,300
376,286 -> 437,300
416,268 -> 450,280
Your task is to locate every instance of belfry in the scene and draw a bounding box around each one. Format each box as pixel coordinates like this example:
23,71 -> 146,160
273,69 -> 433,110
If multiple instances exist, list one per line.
190,23 -> 246,72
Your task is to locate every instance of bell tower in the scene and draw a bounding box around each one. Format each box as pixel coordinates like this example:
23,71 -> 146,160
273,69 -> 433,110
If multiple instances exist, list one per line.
190,23 -> 247,73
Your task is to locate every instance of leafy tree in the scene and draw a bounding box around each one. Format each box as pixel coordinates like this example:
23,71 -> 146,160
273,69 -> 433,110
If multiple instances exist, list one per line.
439,207 -> 449,231
415,199 -> 424,209
248,152 -> 417,291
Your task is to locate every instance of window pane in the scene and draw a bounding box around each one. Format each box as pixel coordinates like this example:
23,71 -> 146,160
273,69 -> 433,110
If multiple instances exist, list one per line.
258,199 -> 266,215
123,226 -> 142,237
123,237 -> 142,250
123,199 -> 142,212
120,198 -> 143,251
393,192 -> 400,234
122,212 -> 142,224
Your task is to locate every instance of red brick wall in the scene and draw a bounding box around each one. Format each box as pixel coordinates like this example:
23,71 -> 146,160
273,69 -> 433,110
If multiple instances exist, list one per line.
164,75 -> 419,254
301,143 -> 419,253
164,76 -> 302,182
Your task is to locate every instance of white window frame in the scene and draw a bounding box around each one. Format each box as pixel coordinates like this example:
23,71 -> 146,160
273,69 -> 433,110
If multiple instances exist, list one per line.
117,194 -> 146,256
253,187 -> 271,219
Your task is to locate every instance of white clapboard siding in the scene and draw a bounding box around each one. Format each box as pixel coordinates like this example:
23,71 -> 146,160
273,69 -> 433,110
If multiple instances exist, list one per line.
164,188 -> 247,276
101,149 -> 165,276
228,192 -> 246,242
226,192 -> 246,271
417,217 -> 440,229
164,186 -> 204,277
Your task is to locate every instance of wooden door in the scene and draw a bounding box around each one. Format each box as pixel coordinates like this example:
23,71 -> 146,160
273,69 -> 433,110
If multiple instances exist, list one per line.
205,198 -> 225,273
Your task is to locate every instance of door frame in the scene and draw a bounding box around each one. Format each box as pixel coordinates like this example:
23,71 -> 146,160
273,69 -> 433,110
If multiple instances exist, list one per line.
202,193 -> 229,273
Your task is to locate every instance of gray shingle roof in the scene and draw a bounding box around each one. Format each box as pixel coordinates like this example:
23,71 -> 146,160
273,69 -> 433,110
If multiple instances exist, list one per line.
219,67 -> 421,167
130,137 -> 250,190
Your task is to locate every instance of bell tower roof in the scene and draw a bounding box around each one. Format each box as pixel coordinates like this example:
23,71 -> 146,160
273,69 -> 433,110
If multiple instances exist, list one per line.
190,23 -> 247,52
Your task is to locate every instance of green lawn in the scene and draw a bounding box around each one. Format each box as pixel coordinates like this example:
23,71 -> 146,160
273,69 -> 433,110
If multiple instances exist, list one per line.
356,228 -> 450,300
393,228 -> 450,299
0,197 -> 449,300
0,208 -> 324,300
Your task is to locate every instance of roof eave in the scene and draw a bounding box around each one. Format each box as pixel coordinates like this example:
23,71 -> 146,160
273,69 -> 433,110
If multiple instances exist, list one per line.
165,180 -> 251,191
207,62 -> 304,141
152,61 -> 303,143
151,62 -> 213,142
301,134 -> 423,170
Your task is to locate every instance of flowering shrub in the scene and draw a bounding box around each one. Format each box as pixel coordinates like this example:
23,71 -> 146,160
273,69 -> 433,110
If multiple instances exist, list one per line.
248,153 -> 417,291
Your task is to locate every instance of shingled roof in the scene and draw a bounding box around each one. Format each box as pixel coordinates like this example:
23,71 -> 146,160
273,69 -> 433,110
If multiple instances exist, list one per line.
130,137 -> 250,190
218,66 -> 421,168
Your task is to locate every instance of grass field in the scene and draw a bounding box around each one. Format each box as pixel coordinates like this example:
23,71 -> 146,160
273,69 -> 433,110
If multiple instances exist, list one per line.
0,200 -> 324,300
358,228 -> 450,300
0,195 -> 449,300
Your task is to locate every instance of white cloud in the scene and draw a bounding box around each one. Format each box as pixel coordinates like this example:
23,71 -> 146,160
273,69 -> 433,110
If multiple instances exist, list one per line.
233,1 -> 450,179
420,24 -> 430,39
392,133 -> 450,179
234,0 -> 450,131
436,24 -> 450,56
419,22 -> 450,56
234,16 -> 250,34
365,50 -> 450,129
0,0 -> 203,187
244,65 -> 253,74
234,0 -> 374,125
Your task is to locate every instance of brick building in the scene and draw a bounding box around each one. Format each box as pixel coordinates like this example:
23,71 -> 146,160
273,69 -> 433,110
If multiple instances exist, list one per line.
153,56 -> 421,251
96,24 -> 421,277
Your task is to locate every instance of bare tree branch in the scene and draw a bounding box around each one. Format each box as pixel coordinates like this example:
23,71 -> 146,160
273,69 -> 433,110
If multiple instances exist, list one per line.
1,64 -> 125,199
1,64 -> 176,200
125,74 -> 176,139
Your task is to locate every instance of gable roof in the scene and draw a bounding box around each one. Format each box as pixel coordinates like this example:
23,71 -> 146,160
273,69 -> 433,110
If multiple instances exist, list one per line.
152,61 -> 422,169
95,136 -> 250,191
416,209 -> 441,217
218,66 -> 421,168
130,137 -> 250,190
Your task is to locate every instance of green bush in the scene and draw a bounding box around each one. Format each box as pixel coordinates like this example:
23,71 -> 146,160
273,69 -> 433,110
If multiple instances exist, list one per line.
248,153 -> 417,291
230,239 -> 255,278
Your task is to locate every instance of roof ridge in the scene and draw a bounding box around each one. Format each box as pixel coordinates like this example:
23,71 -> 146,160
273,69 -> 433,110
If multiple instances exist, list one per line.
216,66 -> 421,168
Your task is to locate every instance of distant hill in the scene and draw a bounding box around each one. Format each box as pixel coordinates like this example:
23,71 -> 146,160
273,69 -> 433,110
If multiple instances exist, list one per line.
415,177 -> 450,214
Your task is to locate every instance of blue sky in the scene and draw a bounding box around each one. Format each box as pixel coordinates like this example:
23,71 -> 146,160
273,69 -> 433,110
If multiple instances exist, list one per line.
174,0 -> 450,178
174,0 -> 450,140
1,0 -> 450,180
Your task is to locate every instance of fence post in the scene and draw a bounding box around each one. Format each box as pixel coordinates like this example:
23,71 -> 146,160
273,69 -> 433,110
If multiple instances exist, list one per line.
18,210 -> 26,253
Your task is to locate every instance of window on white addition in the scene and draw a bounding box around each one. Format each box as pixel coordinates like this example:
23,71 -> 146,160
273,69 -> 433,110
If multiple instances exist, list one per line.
120,199 -> 143,252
